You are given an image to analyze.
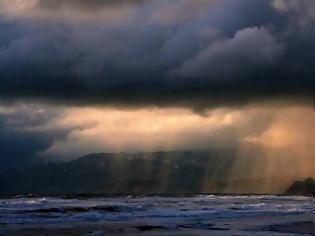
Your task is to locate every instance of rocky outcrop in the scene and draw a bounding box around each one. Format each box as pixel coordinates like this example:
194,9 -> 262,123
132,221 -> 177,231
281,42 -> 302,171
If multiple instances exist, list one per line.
285,178 -> 315,196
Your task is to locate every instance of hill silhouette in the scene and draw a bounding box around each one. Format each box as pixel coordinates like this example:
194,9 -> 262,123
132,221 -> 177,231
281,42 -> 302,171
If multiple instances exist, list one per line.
286,178 -> 315,196
0,151 -> 305,196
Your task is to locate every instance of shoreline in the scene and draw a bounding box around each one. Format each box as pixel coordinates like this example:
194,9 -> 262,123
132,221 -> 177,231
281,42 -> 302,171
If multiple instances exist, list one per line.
0,193 -> 311,199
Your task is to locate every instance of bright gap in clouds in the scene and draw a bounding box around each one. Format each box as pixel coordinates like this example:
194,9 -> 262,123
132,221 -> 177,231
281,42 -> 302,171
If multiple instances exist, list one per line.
43,107 -> 244,158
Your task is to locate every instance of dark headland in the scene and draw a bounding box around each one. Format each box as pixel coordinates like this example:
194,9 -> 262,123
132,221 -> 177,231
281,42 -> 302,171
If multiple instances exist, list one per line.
285,177 -> 315,196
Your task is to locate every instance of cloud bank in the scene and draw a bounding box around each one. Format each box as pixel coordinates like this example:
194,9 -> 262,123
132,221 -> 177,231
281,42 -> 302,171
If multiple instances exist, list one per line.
0,0 -> 313,109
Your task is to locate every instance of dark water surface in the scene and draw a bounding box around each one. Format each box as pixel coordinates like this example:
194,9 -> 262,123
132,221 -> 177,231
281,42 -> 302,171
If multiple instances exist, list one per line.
0,195 -> 314,235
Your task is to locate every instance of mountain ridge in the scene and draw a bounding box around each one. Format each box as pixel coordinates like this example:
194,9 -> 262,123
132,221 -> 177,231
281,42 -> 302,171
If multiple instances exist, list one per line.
0,151 -> 310,196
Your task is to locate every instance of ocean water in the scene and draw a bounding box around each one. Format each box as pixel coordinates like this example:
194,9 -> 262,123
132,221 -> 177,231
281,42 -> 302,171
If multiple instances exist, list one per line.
0,195 -> 313,226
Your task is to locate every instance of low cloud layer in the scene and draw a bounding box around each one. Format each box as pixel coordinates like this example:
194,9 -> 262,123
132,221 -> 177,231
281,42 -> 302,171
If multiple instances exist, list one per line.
0,0 -> 313,109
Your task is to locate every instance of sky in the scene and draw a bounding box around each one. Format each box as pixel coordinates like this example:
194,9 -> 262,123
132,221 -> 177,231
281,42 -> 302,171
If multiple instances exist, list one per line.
0,0 -> 314,185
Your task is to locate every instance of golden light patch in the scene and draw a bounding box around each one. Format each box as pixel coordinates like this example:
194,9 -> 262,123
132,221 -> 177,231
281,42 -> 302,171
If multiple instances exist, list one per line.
43,107 -> 243,158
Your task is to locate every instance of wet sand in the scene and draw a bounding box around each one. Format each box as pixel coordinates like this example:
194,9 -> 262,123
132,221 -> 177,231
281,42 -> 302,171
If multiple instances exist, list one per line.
1,212 -> 314,235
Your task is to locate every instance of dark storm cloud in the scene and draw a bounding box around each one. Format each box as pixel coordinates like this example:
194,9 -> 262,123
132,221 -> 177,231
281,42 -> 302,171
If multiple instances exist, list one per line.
0,106 -> 69,170
0,0 -> 313,109
0,126 -> 67,170
37,0 -> 147,9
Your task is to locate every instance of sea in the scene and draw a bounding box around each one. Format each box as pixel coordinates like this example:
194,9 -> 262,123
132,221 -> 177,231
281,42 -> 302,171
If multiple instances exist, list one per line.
0,195 -> 313,227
